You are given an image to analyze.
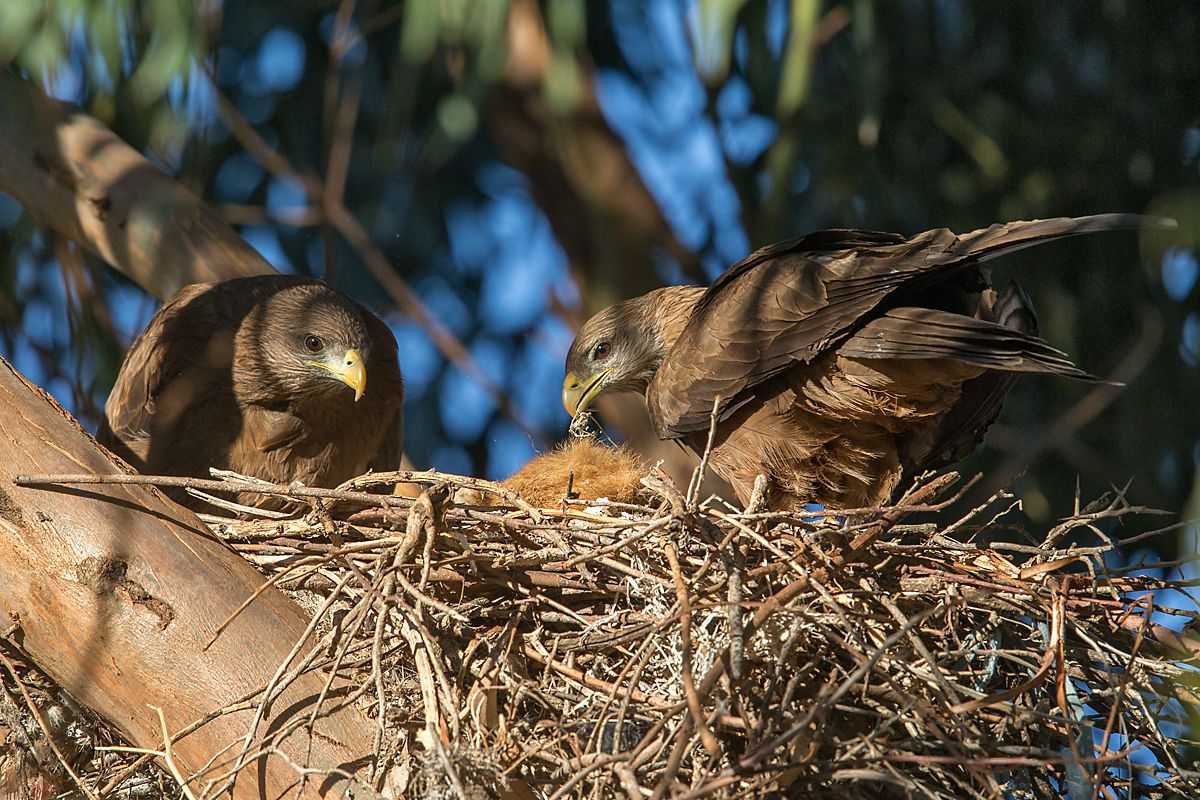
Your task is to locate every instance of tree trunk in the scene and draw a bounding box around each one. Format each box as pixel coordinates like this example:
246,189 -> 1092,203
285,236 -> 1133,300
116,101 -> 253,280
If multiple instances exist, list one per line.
0,71 -> 274,302
0,356 -> 379,800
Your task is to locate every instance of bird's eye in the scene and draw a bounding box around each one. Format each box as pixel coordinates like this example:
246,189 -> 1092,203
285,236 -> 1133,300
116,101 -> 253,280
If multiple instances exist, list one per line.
593,342 -> 611,360
304,335 -> 324,353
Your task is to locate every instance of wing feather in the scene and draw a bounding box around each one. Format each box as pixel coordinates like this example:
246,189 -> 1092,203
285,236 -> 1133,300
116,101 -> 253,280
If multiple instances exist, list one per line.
647,214 -> 1155,437
837,308 -> 1098,378
96,282 -> 219,469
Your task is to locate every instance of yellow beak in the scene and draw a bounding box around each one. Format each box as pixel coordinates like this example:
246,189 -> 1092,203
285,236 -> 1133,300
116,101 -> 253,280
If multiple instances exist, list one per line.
311,348 -> 366,401
562,368 -> 612,418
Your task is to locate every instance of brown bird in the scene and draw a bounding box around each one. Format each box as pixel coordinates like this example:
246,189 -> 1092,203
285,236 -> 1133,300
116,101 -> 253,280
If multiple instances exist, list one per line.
563,214 -> 1164,511
99,275 -> 404,511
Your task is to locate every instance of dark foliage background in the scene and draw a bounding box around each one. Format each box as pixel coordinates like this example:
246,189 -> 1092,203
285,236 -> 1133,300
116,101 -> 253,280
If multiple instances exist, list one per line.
1,0 -> 1197,548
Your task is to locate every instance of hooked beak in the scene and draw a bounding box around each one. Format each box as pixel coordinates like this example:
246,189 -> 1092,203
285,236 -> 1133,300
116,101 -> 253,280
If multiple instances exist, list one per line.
562,368 -> 612,417
311,348 -> 367,401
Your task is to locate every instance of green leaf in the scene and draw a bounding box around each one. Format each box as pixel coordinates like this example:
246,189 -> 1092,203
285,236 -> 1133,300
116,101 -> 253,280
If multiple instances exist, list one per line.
88,1 -> 126,88
547,0 -> 585,49
690,0 -> 746,84
401,0 -> 441,63
437,92 -> 478,141
440,0 -> 468,43
18,22 -> 66,81
543,49 -> 581,115
775,0 -> 820,119
0,0 -> 43,66
130,30 -> 190,105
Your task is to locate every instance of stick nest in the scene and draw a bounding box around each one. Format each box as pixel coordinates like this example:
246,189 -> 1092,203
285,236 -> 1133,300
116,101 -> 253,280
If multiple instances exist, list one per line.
5,461 -> 1199,800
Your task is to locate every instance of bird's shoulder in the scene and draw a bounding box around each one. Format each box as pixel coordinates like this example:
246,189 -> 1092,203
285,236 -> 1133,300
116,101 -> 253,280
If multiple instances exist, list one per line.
100,282 -> 235,442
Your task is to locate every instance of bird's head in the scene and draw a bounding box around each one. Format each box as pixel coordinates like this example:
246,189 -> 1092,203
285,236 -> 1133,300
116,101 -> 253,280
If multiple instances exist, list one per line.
242,280 -> 375,404
562,287 -> 704,418
300,329 -> 369,402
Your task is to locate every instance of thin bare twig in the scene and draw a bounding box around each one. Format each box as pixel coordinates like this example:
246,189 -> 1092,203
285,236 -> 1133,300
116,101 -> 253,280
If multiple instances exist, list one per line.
6,463 -> 1193,799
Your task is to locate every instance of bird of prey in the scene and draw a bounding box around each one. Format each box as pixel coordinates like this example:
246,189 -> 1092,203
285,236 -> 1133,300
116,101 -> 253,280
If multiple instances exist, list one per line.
563,214 -> 1161,511
99,275 -> 404,511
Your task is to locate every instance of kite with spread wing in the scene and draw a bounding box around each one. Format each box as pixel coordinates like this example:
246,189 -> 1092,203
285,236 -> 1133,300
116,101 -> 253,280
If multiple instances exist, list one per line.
564,214 -> 1170,511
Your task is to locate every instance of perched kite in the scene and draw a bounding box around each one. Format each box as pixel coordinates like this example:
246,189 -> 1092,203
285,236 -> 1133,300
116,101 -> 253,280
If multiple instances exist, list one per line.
563,214 -> 1163,511
99,275 -> 404,511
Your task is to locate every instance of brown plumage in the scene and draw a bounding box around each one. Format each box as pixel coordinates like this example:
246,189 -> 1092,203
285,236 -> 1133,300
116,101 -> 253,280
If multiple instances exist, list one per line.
564,214 -> 1168,511
98,275 -> 404,511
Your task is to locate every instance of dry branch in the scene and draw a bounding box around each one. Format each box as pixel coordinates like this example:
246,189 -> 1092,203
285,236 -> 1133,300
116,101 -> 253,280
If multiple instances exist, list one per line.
0,355 -> 380,799
5,388 -> 1199,797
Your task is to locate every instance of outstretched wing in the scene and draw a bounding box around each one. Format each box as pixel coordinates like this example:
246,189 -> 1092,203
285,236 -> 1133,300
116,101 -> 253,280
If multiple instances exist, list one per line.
647,214 -> 1155,438
836,308 -> 1094,377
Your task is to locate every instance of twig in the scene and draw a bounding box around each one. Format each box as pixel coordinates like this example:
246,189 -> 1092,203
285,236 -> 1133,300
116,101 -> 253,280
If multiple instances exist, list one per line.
148,705 -> 199,800
665,542 -> 720,760
687,396 -> 722,510
13,472 -> 413,507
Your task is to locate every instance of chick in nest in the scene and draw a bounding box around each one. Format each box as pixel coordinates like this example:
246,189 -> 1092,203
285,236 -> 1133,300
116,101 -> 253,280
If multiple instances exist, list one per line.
501,438 -> 644,507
